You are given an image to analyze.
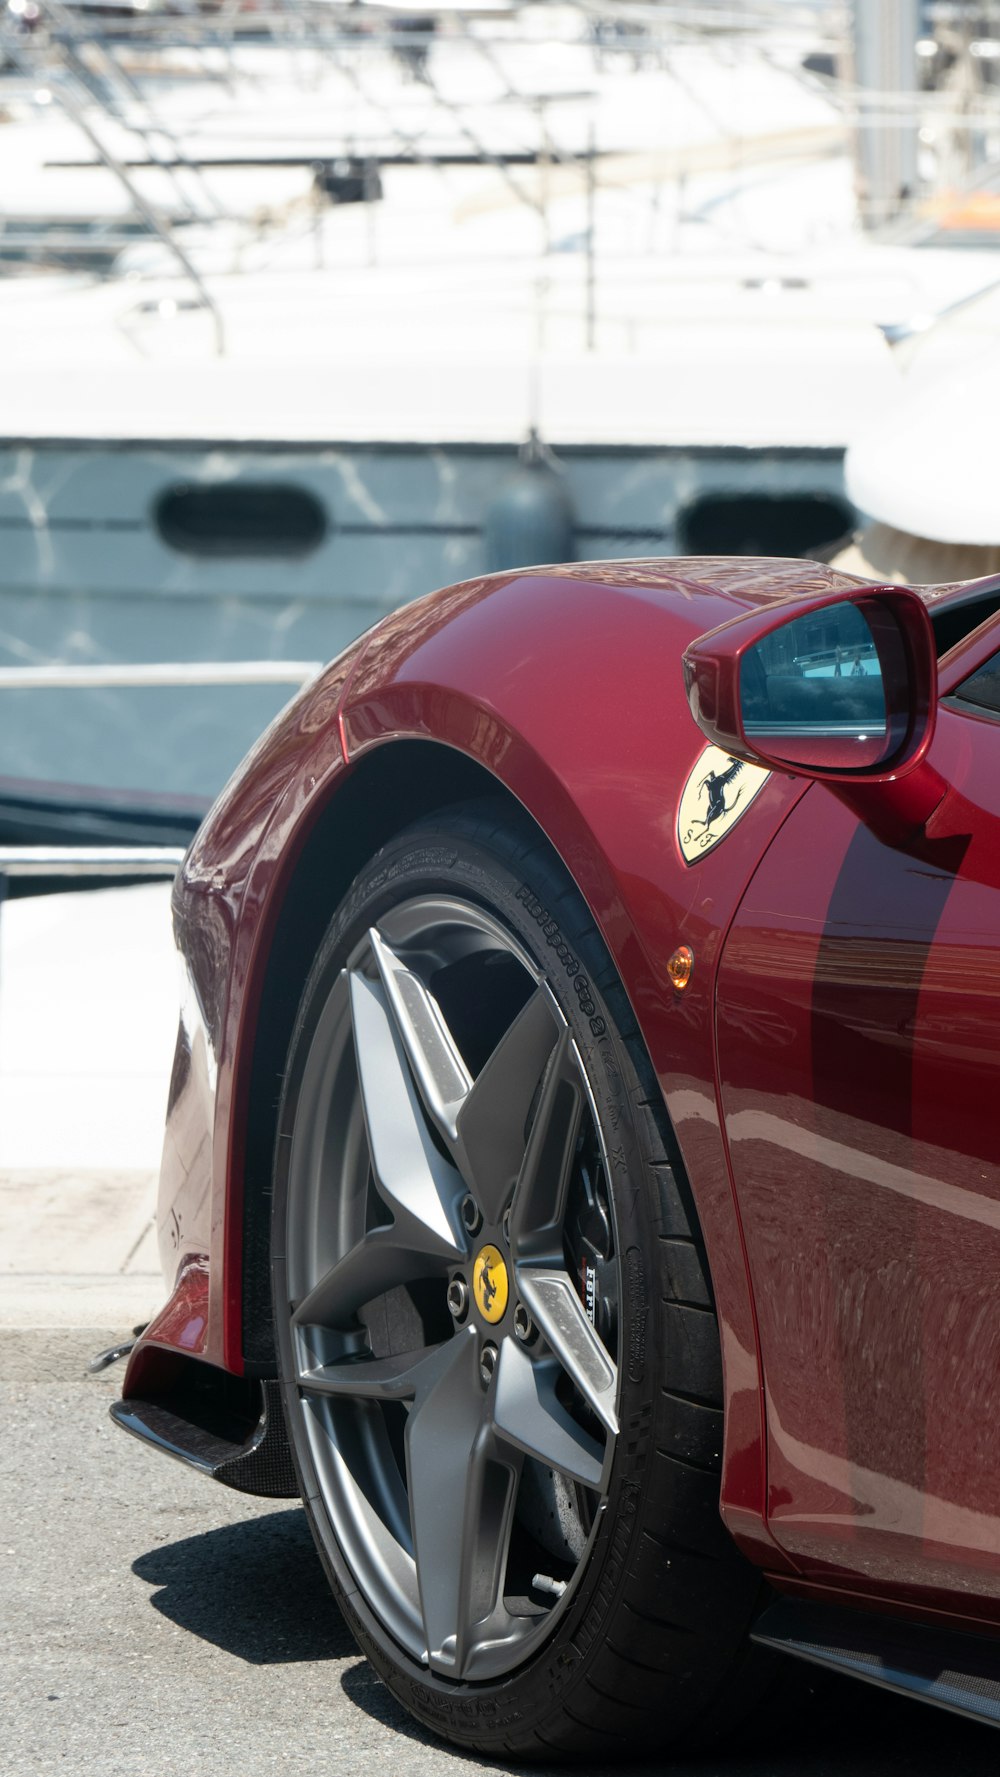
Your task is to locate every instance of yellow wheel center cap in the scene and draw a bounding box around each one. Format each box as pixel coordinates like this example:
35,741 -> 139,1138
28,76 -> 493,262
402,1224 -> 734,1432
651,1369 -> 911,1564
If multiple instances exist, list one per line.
473,1244 -> 508,1324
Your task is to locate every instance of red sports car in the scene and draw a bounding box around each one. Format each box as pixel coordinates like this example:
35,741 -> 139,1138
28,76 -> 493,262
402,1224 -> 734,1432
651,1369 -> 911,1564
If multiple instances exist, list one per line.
113,555 -> 1000,1757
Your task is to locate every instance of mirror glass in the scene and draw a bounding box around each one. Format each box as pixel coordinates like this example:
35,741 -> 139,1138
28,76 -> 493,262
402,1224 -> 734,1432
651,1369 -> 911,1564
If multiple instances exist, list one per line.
740,602 -> 888,770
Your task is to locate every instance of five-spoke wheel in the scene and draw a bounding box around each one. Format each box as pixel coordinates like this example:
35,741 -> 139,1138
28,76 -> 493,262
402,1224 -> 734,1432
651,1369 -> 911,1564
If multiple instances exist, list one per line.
277,897 -> 619,1680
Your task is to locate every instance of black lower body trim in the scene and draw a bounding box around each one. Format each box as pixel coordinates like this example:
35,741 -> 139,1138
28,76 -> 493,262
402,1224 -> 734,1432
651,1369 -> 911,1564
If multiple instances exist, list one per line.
753,1598 -> 1000,1729
111,1377 -> 298,1499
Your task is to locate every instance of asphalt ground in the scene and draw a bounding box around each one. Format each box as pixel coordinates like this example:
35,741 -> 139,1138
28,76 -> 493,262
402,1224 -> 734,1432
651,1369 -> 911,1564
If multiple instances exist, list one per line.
2,1327 -> 999,1777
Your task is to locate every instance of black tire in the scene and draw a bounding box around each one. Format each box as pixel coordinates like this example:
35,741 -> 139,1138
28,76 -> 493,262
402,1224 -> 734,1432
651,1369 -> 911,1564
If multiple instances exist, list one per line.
272,800 -> 767,1760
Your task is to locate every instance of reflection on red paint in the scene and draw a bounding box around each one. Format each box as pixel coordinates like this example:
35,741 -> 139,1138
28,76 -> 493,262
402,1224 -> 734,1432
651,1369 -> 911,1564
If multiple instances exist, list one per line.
718,702 -> 1000,1620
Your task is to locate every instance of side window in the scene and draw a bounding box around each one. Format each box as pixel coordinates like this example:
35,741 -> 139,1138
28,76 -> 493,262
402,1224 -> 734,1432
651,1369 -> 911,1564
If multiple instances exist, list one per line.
949,651 -> 1000,719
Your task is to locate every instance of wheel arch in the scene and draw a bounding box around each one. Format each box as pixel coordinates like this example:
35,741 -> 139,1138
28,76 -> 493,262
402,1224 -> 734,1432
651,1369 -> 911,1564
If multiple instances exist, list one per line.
239,738 -> 536,1371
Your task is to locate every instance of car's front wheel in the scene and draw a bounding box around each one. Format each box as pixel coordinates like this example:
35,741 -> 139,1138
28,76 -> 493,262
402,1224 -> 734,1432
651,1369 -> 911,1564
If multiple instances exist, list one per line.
272,801 -> 765,1758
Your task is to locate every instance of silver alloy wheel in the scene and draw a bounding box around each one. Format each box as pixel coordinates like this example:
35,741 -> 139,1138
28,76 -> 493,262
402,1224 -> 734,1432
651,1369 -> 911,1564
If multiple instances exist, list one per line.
282,895 -> 621,1683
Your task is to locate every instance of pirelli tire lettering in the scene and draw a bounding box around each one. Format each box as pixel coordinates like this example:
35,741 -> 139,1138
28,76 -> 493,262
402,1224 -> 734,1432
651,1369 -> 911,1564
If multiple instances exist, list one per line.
515,884 -> 607,1037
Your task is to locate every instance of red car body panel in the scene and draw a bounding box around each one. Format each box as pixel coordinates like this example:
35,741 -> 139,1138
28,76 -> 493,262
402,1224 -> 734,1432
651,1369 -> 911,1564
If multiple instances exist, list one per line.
133,642 -> 363,1384
718,696 -> 1000,1625
123,555 -> 1000,1618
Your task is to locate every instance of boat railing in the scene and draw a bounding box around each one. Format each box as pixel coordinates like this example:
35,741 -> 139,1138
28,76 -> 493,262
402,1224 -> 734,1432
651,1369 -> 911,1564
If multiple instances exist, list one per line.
0,846 -> 186,879
0,657 -> 322,907
0,0 -> 853,330
0,660 -> 322,689
1,1 -> 229,346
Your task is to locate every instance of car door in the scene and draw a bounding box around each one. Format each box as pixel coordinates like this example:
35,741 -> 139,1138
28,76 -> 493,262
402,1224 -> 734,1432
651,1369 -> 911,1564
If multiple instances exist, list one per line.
715,609 -> 1000,1617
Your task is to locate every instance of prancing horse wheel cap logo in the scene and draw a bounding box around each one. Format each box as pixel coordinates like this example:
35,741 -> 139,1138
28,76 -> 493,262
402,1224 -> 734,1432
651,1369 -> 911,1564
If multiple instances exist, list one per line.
473,1244 -> 508,1324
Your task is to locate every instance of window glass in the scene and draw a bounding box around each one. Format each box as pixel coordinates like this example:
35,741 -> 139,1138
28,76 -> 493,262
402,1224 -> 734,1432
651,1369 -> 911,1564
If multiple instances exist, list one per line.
156,483 -> 327,558
951,652 -> 1000,717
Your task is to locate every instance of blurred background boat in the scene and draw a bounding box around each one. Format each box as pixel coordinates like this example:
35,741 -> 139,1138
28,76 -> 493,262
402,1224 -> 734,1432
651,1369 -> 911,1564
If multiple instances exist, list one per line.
2,0 -> 999,837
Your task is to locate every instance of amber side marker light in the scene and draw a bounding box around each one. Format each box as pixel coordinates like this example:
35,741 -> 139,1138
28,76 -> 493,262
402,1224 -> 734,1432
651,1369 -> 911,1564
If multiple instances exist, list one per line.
668,945 -> 694,992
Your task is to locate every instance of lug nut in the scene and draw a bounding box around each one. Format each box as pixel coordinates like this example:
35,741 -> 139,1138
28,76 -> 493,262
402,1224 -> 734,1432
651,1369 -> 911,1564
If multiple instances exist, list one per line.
480,1342 -> 498,1386
447,1277 -> 469,1321
513,1302 -> 536,1344
461,1195 -> 482,1236
502,1207 -> 512,1247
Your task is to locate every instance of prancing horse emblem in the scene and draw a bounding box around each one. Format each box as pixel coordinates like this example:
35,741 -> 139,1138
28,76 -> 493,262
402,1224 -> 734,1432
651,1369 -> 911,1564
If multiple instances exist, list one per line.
677,745 -> 770,865
696,757 -> 746,829
473,1244 -> 508,1325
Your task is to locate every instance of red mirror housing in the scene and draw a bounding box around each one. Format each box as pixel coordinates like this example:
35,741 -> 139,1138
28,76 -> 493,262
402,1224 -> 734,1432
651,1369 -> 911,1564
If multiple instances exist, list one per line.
682,584 -> 945,841
683,584 -> 937,778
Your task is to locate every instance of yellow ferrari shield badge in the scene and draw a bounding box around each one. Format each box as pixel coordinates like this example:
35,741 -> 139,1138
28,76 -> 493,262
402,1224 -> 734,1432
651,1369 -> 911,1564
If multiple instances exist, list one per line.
473,1245 -> 508,1324
677,746 -> 769,865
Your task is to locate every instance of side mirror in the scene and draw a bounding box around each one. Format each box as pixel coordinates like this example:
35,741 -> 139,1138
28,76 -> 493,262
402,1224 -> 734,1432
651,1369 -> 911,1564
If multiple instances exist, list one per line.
682,585 -> 945,839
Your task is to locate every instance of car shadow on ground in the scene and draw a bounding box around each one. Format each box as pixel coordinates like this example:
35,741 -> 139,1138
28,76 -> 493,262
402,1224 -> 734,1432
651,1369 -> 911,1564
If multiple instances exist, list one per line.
134,1507 -> 1000,1773
132,1505 -> 355,1664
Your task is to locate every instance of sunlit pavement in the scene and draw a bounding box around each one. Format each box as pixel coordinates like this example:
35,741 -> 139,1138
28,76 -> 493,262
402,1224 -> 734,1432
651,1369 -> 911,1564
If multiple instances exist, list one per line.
0,882 -> 174,1331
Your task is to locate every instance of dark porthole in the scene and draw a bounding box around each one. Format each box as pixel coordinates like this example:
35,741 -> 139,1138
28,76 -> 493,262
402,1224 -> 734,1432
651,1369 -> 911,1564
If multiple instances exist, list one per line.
155,482 -> 328,558
678,492 -> 853,560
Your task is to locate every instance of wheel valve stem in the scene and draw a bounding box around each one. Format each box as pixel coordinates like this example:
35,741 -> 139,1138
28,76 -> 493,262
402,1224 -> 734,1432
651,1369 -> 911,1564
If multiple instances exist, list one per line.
532,1572 -> 567,1599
